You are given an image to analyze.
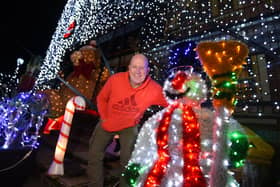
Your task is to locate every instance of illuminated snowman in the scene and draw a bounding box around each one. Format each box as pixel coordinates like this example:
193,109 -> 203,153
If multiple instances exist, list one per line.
123,65 -> 249,187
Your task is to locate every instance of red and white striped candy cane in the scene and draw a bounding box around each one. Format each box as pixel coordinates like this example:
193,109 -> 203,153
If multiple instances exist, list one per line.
47,96 -> 86,175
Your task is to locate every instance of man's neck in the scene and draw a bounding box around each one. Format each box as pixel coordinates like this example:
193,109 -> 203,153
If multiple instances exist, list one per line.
130,81 -> 142,88
129,76 -> 147,88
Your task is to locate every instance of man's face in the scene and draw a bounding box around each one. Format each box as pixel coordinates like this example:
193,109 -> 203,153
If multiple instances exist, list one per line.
128,55 -> 149,86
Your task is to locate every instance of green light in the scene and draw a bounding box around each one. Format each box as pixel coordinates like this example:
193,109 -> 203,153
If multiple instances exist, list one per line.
225,82 -> 231,87
231,131 -> 241,139
229,131 -> 249,169
233,99 -> 238,106
235,162 -> 241,168
130,179 -> 135,185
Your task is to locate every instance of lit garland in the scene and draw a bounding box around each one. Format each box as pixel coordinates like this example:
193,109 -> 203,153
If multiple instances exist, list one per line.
143,1 -> 280,113
0,57 -> 46,151
30,0 -> 279,113
35,0 -> 160,89
35,0 -> 98,89
0,92 -> 49,149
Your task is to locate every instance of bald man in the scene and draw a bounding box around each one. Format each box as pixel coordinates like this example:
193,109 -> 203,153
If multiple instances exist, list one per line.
87,53 -> 167,187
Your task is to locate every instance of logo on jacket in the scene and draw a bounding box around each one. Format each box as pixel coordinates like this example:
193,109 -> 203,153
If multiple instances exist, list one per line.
112,94 -> 139,113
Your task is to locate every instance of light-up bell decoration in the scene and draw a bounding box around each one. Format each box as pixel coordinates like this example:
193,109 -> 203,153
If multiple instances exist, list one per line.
196,40 -> 249,113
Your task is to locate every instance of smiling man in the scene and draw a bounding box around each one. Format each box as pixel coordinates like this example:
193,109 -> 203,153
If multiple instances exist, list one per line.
87,53 -> 168,187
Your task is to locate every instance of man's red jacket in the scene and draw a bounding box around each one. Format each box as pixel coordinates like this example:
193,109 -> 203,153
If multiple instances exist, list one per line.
97,71 -> 168,132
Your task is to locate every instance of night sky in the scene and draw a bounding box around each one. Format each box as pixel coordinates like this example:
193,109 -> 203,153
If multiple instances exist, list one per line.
1,0 -> 66,73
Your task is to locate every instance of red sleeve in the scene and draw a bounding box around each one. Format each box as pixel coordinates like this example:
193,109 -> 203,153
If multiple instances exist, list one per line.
150,81 -> 168,107
97,76 -> 112,120
156,88 -> 168,107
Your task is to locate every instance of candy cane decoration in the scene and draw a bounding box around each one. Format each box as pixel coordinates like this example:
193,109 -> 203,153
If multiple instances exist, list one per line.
47,96 -> 86,175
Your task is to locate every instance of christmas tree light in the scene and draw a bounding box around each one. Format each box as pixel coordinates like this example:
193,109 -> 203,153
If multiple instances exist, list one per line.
31,0 -> 279,114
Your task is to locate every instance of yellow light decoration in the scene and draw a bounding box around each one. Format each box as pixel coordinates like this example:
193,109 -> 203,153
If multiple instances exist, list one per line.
43,44 -> 109,118
242,125 -> 275,165
196,40 -> 249,113
43,89 -> 65,117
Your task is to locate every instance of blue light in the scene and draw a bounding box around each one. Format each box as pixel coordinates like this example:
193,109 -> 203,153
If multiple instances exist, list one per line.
0,92 -> 49,150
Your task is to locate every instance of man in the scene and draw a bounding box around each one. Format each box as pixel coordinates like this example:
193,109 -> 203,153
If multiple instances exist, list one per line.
87,53 -> 167,187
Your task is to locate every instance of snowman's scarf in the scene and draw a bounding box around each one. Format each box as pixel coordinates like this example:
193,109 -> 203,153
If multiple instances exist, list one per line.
142,102 -> 206,187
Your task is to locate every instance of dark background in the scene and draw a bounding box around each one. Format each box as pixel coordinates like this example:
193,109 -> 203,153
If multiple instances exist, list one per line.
1,0 -> 66,73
